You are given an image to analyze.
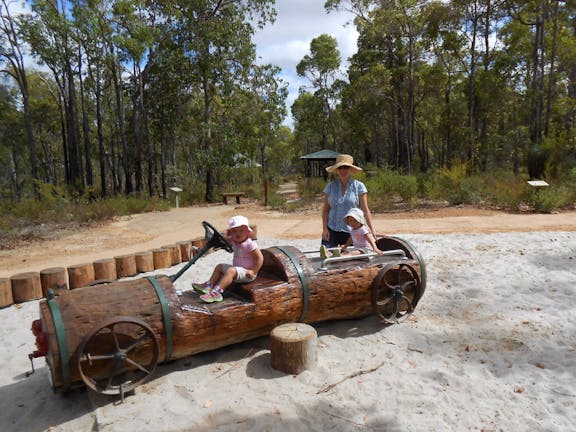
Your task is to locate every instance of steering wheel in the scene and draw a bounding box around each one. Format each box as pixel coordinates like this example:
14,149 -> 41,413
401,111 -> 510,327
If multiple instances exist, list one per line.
202,221 -> 233,253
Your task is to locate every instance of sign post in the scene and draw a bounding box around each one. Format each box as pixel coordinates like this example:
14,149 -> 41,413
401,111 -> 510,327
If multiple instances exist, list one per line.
169,186 -> 183,208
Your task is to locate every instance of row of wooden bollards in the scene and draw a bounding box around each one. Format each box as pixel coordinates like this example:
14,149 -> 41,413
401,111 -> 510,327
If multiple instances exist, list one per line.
0,237 -> 207,309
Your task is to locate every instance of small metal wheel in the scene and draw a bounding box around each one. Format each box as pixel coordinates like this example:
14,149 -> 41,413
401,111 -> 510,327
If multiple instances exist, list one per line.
77,317 -> 159,397
371,263 -> 421,324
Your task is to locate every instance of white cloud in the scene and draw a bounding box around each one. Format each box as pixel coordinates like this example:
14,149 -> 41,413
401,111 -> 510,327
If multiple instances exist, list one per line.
253,0 -> 359,127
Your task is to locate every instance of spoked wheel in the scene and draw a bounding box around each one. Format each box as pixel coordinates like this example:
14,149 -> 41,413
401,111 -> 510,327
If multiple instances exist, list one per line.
77,317 -> 159,397
371,263 -> 422,324
202,221 -> 233,252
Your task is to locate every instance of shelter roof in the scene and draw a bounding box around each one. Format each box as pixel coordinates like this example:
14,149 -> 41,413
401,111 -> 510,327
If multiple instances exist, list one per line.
300,149 -> 339,160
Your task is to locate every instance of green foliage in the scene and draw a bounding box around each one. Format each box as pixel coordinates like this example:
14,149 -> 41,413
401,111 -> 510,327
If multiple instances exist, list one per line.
428,164 -> 485,205
363,169 -> 419,211
299,177 -> 325,198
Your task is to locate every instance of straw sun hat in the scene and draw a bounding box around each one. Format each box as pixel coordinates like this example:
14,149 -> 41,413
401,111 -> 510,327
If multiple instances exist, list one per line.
325,154 -> 363,174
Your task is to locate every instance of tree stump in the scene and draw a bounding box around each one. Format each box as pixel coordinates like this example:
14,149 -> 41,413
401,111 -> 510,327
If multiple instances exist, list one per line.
177,241 -> 192,261
11,272 -> 43,302
0,278 -> 14,308
270,323 -> 318,374
162,244 -> 181,266
40,267 -> 68,296
93,258 -> 117,281
115,254 -> 137,278
68,263 -> 95,289
152,248 -> 172,269
135,251 -> 155,273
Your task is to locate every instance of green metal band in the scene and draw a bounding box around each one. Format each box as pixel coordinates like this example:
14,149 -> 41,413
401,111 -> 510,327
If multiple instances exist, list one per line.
276,246 -> 309,323
46,289 -> 71,389
146,276 -> 173,362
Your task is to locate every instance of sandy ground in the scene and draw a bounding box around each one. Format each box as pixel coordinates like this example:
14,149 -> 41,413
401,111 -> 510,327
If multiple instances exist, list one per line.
1,205 -> 575,431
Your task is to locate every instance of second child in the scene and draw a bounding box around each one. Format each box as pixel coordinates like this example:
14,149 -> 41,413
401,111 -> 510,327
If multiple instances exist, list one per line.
320,208 -> 382,258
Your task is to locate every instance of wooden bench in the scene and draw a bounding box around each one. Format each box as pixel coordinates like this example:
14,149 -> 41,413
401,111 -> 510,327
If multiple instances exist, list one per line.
222,192 -> 245,204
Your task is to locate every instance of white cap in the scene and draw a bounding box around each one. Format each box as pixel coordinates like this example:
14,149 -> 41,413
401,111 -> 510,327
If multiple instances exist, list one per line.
228,215 -> 253,233
344,207 -> 366,226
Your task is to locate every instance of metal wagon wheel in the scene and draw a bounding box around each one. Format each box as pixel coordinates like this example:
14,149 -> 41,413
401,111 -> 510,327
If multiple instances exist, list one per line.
77,317 -> 159,398
371,263 -> 421,324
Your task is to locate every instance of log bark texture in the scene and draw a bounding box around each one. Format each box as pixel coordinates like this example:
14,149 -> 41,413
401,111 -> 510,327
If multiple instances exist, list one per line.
270,323 -> 317,374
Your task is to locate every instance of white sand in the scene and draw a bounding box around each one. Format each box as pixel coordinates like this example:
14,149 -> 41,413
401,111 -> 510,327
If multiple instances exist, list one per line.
1,232 -> 575,431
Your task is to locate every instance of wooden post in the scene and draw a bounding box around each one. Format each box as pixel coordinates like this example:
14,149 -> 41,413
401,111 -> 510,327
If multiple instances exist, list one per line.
115,254 -> 138,278
93,258 -> 117,281
67,263 -> 95,289
0,278 -> 14,308
177,241 -> 192,262
11,272 -> 43,302
152,248 -> 172,269
191,237 -> 206,251
135,251 -> 155,273
270,323 -> 318,374
40,267 -> 68,296
162,244 -> 181,266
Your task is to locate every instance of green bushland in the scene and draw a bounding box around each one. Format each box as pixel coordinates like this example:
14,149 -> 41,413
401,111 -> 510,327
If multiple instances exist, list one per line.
0,183 -> 170,235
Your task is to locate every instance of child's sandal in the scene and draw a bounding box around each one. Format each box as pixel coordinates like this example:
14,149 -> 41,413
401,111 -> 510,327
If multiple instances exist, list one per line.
200,288 -> 223,303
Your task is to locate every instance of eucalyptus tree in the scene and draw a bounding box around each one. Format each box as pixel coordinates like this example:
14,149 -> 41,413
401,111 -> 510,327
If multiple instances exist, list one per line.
291,91 -> 324,156
163,0 -> 276,202
0,83 -> 24,199
503,0 -> 574,178
296,33 -> 342,150
23,0 -> 86,191
71,0 -> 113,196
0,0 -> 39,194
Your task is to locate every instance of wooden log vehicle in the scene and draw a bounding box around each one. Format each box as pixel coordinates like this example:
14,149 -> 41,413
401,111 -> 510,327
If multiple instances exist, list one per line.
28,222 -> 427,398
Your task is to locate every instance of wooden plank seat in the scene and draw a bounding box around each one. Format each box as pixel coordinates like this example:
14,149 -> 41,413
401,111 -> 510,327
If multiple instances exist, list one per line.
222,192 -> 245,204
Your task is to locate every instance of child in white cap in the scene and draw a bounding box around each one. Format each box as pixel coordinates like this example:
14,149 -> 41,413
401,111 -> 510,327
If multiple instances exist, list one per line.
320,208 -> 381,258
193,215 -> 263,303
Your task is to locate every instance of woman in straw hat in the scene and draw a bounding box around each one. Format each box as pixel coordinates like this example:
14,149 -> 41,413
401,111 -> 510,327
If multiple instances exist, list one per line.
321,154 -> 377,248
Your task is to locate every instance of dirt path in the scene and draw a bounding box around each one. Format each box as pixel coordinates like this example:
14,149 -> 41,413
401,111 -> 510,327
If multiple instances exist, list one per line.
1,203 -> 575,278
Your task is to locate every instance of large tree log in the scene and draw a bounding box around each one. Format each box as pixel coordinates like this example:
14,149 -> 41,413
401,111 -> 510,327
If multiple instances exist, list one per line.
37,239 -> 425,392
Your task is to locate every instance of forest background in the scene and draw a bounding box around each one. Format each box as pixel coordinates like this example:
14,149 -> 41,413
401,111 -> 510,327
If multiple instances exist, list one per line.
1,0 -> 575,242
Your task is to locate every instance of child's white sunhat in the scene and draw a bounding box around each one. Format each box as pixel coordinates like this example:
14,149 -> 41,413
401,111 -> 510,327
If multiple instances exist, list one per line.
228,215 -> 253,234
344,207 -> 366,226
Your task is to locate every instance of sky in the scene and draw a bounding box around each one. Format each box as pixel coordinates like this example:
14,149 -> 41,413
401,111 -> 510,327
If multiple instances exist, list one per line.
252,1 -> 359,127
